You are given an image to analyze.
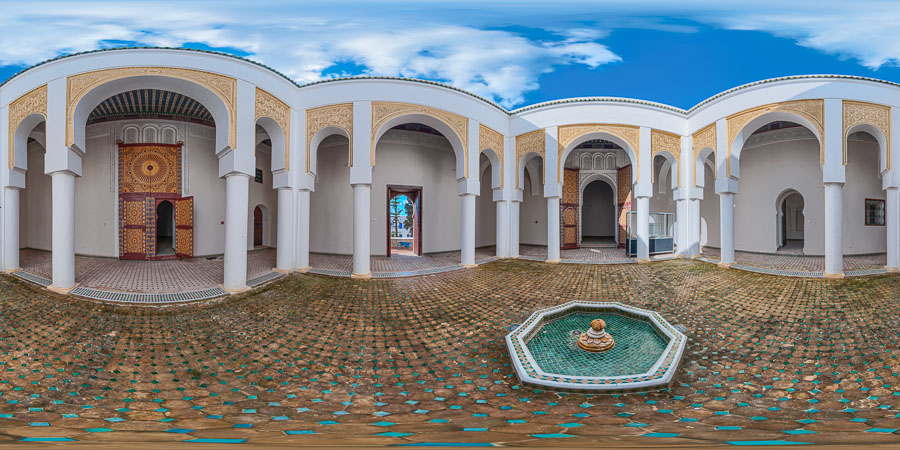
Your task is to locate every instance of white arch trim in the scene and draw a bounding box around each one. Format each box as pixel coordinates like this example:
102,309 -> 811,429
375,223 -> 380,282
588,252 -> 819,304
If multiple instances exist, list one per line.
308,127 -> 351,177
729,111 -> 823,179
520,154 -> 543,195
558,129 -> 638,185
846,123 -> 889,175
68,68 -> 235,155
479,147 -> 502,190
371,102 -> 468,179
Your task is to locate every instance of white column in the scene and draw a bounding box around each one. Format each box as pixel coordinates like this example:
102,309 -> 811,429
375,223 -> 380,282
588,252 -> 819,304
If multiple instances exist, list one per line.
461,193 -> 476,266
275,187 -> 293,272
636,196 -> 650,261
546,196 -> 561,262
719,192 -> 735,267
887,187 -> 899,271
495,200 -> 509,258
824,182 -> 844,277
674,199 -> 685,257
50,172 -> 75,291
297,189 -> 311,271
510,200 -> 520,258
224,173 -> 250,292
352,183 -> 371,278
689,198 -> 701,257
4,188 -> 21,272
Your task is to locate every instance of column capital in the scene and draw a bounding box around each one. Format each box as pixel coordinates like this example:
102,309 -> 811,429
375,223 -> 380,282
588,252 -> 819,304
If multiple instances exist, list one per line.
223,171 -> 252,179
47,169 -> 78,178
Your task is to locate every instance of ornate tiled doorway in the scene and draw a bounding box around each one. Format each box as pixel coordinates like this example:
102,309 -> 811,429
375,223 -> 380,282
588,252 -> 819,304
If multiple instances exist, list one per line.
118,142 -> 193,260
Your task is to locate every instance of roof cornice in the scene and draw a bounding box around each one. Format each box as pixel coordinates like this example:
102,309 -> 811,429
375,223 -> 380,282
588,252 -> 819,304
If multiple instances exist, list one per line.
2,48 -> 899,117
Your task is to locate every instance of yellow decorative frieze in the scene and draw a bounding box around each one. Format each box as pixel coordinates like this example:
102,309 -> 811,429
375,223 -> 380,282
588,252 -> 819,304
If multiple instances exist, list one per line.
556,124 -> 640,181
255,88 -> 291,171
306,103 -> 353,171
7,84 -> 47,169
691,123 -> 717,187
66,67 -> 237,150
651,129 -> 681,187
371,102 -> 468,177
515,129 -> 545,187
726,99 -> 824,174
843,100 -> 891,169
479,124 -> 504,187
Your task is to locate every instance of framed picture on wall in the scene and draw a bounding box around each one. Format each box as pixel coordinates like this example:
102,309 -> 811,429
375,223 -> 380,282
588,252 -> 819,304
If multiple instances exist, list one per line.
865,198 -> 885,226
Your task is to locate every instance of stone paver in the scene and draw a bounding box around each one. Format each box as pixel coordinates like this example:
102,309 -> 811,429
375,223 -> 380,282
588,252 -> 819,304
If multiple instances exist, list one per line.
701,247 -> 886,271
20,248 -> 276,293
309,247 -> 497,273
0,260 -> 898,446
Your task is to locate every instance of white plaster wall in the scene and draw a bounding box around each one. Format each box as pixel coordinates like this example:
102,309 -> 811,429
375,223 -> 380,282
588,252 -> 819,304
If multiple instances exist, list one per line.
309,139 -> 353,255
520,168 -> 547,245
74,133 -> 117,256
735,139 -> 824,255
582,180 -> 615,237
22,142 -> 51,250
30,121 -> 232,258
700,164 -> 720,247
475,165 -> 496,248
370,140 -> 461,256
844,139 -> 886,254
649,185 -> 675,214
187,129 -> 227,256
247,147 -> 278,250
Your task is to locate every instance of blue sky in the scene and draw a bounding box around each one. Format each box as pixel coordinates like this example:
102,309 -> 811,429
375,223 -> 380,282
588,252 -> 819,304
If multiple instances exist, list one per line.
2,1 -> 900,110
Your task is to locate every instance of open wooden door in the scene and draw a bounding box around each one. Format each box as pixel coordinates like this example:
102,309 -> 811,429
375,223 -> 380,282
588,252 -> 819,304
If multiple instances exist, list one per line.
121,198 -> 150,260
175,196 -> 194,258
561,168 -> 579,249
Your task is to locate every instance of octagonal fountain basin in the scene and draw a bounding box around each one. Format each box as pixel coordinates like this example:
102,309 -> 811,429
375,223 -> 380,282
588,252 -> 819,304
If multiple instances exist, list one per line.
506,301 -> 687,392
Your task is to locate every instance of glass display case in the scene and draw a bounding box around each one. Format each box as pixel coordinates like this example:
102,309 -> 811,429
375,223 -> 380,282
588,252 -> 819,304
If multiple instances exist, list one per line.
626,212 -> 675,256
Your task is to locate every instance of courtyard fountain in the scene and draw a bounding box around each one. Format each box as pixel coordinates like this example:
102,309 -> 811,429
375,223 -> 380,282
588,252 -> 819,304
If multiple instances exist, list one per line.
506,301 -> 686,392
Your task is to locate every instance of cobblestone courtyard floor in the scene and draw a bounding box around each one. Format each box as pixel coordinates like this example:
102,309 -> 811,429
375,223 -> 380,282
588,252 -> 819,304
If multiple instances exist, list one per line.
1,260 -> 899,447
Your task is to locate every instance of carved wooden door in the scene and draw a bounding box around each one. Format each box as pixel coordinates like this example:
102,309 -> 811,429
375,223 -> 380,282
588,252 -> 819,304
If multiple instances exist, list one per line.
561,168 -> 579,249
617,165 -> 632,246
175,196 -> 194,258
253,207 -> 263,247
120,198 -> 151,260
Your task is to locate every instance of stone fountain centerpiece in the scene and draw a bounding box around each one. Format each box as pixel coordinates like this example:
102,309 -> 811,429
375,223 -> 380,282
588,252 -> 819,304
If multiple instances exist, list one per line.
506,301 -> 687,392
577,318 -> 615,352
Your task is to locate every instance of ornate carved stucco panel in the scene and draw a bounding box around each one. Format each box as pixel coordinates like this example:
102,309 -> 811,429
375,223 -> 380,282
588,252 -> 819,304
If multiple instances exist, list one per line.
691,123 -> 716,186
479,124 -> 504,187
8,84 -> 47,169
843,100 -> 891,169
726,99 -> 824,174
371,102 -> 468,177
556,124 -> 640,181
306,103 -> 353,172
67,67 -> 237,150
255,88 -> 291,171
651,129 -> 681,187
515,129 -> 545,187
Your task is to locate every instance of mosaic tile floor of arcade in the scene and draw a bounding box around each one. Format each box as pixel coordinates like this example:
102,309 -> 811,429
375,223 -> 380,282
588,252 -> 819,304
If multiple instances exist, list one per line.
1,260 -> 900,447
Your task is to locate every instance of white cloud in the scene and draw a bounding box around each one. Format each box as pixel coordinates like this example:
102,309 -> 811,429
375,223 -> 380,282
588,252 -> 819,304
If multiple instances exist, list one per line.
0,2 -> 620,108
3,1 -> 898,107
